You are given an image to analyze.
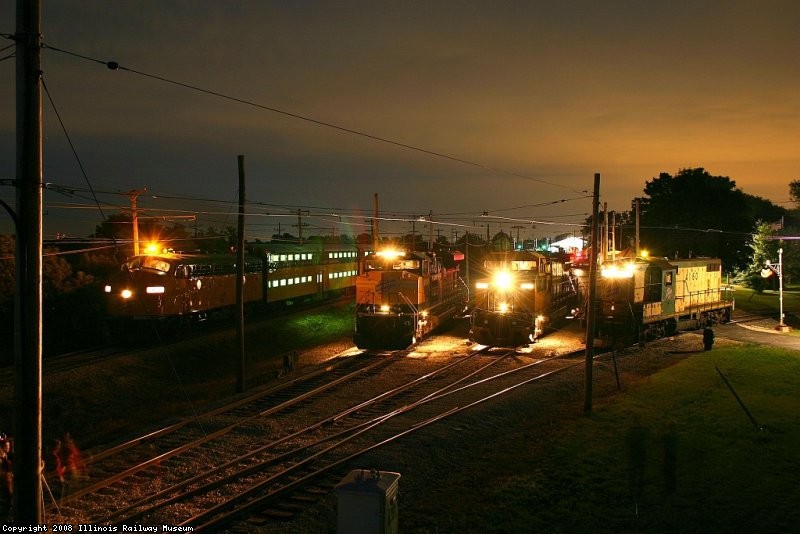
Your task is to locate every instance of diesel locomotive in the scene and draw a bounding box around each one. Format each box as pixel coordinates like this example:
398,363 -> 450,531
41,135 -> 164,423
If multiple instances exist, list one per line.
468,250 -> 580,347
104,241 -> 362,325
353,247 -> 468,350
593,255 -> 734,346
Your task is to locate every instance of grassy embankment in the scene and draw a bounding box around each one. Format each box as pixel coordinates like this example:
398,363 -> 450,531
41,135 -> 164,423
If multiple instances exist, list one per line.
477,285 -> 800,532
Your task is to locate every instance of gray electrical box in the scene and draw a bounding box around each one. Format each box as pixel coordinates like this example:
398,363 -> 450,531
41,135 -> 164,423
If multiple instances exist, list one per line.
335,469 -> 401,534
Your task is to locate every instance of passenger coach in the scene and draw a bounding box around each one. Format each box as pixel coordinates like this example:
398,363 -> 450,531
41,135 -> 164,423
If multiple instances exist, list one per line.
105,241 -> 363,324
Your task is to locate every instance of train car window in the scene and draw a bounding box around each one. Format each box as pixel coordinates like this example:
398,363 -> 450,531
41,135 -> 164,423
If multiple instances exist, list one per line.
665,272 -> 673,285
395,259 -> 420,270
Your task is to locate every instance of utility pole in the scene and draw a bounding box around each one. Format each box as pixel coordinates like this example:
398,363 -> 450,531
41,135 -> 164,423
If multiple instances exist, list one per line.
15,0 -> 44,521
373,193 -> 379,250
295,209 -> 309,244
634,198 -> 640,256
512,225 -> 524,250
127,188 -> 147,255
428,210 -> 433,252
584,173 -> 601,413
236,155 -> 246,393
611,211 -> 616,260
602,202 -> 608,262
765,248 -> 787,331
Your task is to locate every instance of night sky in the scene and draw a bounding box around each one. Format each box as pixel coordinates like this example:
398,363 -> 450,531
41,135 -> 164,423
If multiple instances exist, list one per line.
1,1 -> 798,243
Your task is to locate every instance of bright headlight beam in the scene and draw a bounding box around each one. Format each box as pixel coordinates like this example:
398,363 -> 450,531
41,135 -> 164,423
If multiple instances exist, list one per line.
601,263 -> 635,279
493,270 -> 513,290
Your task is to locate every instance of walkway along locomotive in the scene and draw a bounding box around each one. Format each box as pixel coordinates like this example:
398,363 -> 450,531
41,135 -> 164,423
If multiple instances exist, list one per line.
353,247 -> 468,350
104,241 -> 362,328
593,256 -> 734,347
468,250 -> 580,347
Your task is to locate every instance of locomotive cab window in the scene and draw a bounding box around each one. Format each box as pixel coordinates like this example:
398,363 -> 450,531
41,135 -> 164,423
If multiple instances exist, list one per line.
141,257 -> 171,273
644,268 -> 662,303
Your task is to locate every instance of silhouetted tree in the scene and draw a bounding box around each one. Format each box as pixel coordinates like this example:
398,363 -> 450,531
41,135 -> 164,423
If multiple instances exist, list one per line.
638,168 -> 784,271
789,179 -> 800,206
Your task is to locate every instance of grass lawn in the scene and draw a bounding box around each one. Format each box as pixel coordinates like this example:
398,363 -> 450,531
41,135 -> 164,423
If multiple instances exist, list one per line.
731,283 -> 800,317
484,344 -> 800,533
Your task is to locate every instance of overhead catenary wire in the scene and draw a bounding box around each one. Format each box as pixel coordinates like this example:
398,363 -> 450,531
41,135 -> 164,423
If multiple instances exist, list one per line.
0,33 -> 597,240
39,42 -> 588,196
41,77 -> 113,235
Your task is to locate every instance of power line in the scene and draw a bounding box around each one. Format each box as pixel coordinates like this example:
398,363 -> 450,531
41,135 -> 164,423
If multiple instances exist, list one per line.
40,42 -> 588,195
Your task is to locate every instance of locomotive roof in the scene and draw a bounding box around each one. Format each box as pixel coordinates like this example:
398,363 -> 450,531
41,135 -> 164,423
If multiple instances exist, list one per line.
483,250 -> 547,261
251,241 -> 361,253
611,256 -> 722,271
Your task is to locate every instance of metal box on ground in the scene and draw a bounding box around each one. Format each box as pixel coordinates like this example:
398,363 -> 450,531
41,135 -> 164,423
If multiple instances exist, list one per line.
335,469 -> 401,534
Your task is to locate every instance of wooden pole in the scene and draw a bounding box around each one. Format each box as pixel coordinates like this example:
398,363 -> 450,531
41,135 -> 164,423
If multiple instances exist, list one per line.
373,193 -> 379,250
635,198 -> 640,257
236,155 -> 246,393
584,173 -> 601,413
14,0 -> 44,521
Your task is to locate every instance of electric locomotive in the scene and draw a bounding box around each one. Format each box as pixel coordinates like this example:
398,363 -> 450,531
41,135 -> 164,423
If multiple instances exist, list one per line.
469,250 -> 579,346
594,255 -> 734,346
353,247 -> 468,350
104,241 -> 362,325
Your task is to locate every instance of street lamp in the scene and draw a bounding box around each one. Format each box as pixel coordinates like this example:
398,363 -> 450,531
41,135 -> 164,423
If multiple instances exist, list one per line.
764,248 -> 787,330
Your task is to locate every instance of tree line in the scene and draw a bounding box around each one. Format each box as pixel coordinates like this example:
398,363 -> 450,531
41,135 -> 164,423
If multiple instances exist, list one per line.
585,167 -> 796,287
1,166 -> 797,360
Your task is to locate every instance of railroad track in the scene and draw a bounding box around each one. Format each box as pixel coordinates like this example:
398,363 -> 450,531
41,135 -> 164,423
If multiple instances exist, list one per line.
43,341 -> 497,524
44,350 -> 389,518
44,337 -> 589,530
198,347 -> 588,531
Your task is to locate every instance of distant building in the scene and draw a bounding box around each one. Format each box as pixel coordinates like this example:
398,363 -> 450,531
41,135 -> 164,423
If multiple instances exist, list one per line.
548,236 -> 585,254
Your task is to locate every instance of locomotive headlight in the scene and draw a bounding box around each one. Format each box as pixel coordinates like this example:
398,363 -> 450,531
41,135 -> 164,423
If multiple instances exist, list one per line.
520,282 -> 534,290
493,270 -> 513,291
601,263 -> 635,279
104,285 -> 112,293
120,289 -> 133,299
146,286 -> 165,294
380,304 -> 391,313
144,241 -> 162,255
475,282 -> 489,289
376,248 -> 405,260
498,302 -> 509,313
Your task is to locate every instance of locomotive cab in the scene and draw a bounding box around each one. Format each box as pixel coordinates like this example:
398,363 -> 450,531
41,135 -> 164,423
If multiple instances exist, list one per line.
354,248 -> 466,350
595,256 -> 734,346
469,251 -> 578,347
